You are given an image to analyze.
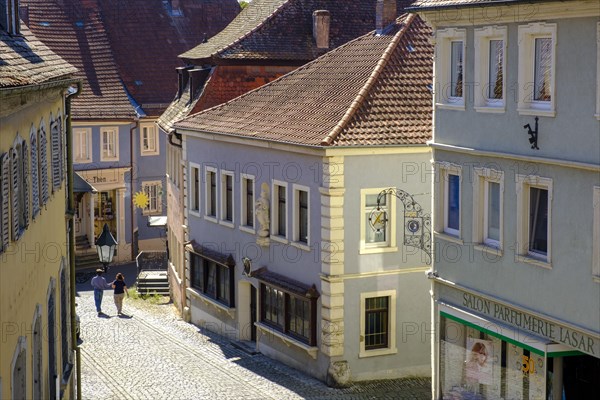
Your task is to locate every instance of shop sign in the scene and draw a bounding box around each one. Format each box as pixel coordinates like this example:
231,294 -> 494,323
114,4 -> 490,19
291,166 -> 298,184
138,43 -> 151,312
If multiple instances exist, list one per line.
458,291 -> 599,357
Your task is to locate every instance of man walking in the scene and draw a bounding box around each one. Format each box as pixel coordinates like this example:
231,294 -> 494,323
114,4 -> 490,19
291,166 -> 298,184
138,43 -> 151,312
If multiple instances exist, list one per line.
91,268 -> 112,315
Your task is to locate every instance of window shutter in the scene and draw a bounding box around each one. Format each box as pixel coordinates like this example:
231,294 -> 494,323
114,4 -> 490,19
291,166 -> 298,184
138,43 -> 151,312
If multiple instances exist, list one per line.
30,130 -> 40,218
0,153 -> 10,251
51,119 -> 60,191
39,126 -> 49,205
11,147 -> 20,240
57,116 -> 63,185
22,140 -> 29,228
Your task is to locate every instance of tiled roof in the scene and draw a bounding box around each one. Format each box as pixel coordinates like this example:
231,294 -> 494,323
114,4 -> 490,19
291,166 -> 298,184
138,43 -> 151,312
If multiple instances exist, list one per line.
97,0 -> 240,117
180,0 -> 416,62
22,0 -> 136,120
408,0 -> 560,10
0,24 -> 77,88
175,14 -> 433,148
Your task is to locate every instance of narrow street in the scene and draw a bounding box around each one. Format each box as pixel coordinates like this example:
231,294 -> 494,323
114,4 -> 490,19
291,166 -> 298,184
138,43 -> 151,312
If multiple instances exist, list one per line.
76,266 -> 431,400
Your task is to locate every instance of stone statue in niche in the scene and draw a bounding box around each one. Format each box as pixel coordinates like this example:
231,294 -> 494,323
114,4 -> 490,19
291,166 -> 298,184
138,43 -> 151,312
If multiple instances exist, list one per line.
255,182 -> 270,246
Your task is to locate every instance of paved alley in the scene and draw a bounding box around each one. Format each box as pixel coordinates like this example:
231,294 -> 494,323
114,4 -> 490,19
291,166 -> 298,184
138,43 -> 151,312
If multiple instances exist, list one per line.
76,267 -> 431,400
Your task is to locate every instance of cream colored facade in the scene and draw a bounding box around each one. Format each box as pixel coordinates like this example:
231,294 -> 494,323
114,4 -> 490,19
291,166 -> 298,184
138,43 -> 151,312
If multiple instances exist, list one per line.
0,85 -> 76,399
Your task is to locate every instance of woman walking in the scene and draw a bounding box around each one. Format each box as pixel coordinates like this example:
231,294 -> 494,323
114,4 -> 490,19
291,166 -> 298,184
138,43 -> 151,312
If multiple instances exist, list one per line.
111,273 -> 129,315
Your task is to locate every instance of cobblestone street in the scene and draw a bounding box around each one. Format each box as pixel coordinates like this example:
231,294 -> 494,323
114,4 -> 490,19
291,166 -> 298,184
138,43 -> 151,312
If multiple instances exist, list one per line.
76,268 -> 431,400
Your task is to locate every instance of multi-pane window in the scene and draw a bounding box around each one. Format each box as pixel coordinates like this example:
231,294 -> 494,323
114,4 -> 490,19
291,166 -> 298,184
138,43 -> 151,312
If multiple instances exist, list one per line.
140,124 -> 158,155
473,168 -> 504,249
73,128 -> 91,163
364,296 -> 389,350
221,172 -> 233,223
528,187 -> 548,256
485,181 -> 501,244
241,175 -> 254,228
205,168 -> 217,218
450,41 -> 463,98
189,164 -> 200,214
474,26 -> 507,110
446,174 -> 460,235
533,38 -> 552,102
365,193 -> 388,246
142,181 -> 162,214
101,127 -> 118,161
190,254 -> 234,307
260,282 -> 317,345
293,186 -> 309,244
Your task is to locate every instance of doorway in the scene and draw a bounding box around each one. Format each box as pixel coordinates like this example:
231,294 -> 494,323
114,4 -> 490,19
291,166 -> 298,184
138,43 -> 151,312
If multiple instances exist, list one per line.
250,285 -> 257,342
563,355 -> 600,399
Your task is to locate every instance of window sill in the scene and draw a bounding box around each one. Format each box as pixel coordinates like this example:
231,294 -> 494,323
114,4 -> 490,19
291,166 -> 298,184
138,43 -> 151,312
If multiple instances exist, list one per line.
74,158 -> 92,164
140,151 -> 160,157
239,225 -> 255,235
474,105 -> 505,114
186,287 -> 235,318
473,243 -> 503,258
359,347 -> 398,358
516,255 -> 552,270
593,276 -> 600,284
219,220 -> 234,229
271,235 -> 289,245
436,102 -> 466,111
359,246 -> 398,255
100,157 -> 119,162
290,241 -> 311,252
204,216 -> 218,224
188,210 -> 201,218
255,322 -> 318,359
517,108 -> 556,118
435,231 -> 464,245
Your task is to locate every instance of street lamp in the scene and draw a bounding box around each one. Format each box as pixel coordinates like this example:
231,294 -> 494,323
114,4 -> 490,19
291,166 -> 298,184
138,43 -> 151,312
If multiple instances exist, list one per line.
95,223 -> 117,273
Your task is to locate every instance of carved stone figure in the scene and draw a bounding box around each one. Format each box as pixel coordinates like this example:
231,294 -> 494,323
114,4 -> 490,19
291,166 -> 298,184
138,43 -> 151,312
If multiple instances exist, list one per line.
255,182 -> 270,246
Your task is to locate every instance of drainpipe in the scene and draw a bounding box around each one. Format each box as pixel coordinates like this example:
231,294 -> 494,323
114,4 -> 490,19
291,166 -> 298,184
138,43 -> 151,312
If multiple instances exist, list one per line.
65,80 -> 82,400
130,120 -> 138,261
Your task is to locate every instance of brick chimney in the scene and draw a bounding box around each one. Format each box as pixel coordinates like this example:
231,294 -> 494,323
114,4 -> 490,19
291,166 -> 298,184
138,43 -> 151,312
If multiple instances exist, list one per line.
376,0 -> 397,34
313,10 -> 330,49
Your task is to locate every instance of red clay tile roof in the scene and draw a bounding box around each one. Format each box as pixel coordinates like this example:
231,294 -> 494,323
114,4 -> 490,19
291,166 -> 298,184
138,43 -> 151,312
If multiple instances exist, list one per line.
180,0 -> 417,63
97,0 -> 240,117
0,24 -> 77,88
409,0 -> 561,10
175,14 -> 433,148
22,0 -> 137,120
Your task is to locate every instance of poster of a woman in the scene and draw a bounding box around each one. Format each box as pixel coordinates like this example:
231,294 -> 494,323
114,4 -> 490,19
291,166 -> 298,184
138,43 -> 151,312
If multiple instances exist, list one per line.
465,338 -> 494,385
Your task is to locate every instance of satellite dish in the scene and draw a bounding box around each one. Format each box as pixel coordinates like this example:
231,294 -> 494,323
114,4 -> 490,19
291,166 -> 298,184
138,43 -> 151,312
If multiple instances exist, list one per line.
242,257 -> 252,277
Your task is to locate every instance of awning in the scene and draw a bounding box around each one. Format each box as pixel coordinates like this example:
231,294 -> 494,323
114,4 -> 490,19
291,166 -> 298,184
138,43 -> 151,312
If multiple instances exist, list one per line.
73,172 -> 97,193
147,216 -> 167,227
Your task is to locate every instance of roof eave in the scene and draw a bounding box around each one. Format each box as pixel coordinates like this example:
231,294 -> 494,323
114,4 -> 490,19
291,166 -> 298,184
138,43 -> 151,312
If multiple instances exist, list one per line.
406,0 -> 565,12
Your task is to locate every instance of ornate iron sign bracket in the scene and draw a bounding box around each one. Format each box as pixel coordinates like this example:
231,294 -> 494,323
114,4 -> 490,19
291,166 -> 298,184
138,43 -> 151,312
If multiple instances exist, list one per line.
369,188 -> 432,264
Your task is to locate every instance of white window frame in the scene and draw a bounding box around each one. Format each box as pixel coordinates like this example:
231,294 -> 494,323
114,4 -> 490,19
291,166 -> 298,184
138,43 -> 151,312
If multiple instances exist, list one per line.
73,127 -> 92,163
204,166 -> 218,223
359,289 -> 397,358
240,174 -> 255,233
472,168 -> 504,252
359,188 -> 398,254
142,180 -> 162,215
189,162 -> 201,217
593,186 -> 600,280
100,127 -> 119,161
516,174 -> 553,268
435,28 -> 467,110
292,184 -> 310,250
140,123 -> 159,156
474,26 -> 507,113
435,162 -> 462,240
596,23 -> 600,120
219,170 -> 235,227
271,180 -> 288,243
517,22 -> 557,117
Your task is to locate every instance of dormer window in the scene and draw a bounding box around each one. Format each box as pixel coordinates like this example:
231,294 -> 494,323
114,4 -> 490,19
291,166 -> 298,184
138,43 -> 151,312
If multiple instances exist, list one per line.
1,0 -> 20,35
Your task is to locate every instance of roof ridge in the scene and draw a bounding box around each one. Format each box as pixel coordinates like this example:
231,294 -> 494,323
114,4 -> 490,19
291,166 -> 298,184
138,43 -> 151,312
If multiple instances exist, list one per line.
320,13 -> 416,146
212,0 -> 291,59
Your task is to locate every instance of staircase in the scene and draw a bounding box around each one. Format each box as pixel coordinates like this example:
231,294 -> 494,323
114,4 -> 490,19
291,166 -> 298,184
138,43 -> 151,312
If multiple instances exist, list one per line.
75,235 -> 100,269
135,251 -> 169,296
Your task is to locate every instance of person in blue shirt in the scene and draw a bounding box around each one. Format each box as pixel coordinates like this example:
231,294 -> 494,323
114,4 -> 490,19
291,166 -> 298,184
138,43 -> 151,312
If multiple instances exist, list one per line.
90,269 -> 112,315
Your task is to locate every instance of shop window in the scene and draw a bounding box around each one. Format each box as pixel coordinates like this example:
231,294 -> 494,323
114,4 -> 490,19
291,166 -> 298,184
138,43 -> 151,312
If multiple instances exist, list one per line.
271,181 -> 287,240
359,290 -> 397,357
516,174 -> 552,267
473,168 -> 504,251
474,26 -> 507,112
190,253 -> 234,307
240,174 -> 255,232
100,127 -> 119,161
435,28 -> 466,110
73,128 -> 92,163
189,163 -> 200,216
517,23 -> 557,117
220,171 -> 234,226
360,188 -> 397,254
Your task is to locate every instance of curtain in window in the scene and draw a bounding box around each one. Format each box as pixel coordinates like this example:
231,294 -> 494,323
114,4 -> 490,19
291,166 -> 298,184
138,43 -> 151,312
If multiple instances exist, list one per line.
488,40 -> 503,100
451,41 -> 463,98
534,38 -> 552,101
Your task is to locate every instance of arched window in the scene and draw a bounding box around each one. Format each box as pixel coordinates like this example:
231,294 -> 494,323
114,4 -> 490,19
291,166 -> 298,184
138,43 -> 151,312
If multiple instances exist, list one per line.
12,336 -> 27,400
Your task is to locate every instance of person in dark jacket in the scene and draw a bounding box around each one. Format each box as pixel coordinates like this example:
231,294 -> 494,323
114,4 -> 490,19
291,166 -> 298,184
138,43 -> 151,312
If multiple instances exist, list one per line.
111,273 -> 129,315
